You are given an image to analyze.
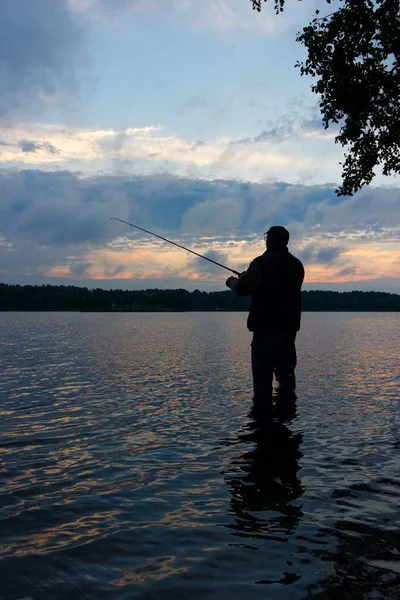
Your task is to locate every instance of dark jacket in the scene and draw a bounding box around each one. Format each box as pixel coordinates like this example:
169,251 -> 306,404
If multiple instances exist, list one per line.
231,248 -> 305,333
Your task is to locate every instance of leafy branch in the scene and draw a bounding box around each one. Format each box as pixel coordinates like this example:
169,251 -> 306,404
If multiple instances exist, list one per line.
251,0 -> 400,196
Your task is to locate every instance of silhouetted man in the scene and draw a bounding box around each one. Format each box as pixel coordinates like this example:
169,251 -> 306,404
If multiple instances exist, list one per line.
226,226 -> 305,408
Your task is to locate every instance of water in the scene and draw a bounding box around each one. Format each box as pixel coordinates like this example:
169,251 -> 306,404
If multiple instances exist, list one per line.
0,312 -> 399,600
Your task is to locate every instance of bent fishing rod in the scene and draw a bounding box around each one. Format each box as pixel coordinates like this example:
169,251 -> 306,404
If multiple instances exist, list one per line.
111,217 -> 240,276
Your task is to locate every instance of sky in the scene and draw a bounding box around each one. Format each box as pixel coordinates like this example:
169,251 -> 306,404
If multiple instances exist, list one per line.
0,0 -> 399,293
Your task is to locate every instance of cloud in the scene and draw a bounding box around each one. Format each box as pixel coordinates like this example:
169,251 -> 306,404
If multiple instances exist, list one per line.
104,264 -> 125,277
1,170 -> 399,246
0,122 -> 167,166
296,244 -> 343,265
296,244 -> 315,264
173,0 -> 278,33
316,247 -> 342,264
69,261 -> 92,276
0,120 -> 342,185
191,141 -> 205,152
18,140 -> 57,154
0,169 -> 399,291
182,196 -> 245,236
69,0 -> 283,33
190,249 -> 230,275
0,0 -> 83,116
301,185 -> 400,234
238,109 -> 338,146
19,140 -> 38,153
337,266 -> 358,277
0,169 -> 131,247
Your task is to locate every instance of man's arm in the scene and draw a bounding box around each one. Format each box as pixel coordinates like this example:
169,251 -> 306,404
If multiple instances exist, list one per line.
226,259 -> 263,296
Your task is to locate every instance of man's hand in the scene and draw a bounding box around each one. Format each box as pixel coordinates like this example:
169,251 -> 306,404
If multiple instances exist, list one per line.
225,276 -> 238,289
226,263 -> 262,297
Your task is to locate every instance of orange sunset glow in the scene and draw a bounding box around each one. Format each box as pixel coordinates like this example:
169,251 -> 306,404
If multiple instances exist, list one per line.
42,239 -> 400,288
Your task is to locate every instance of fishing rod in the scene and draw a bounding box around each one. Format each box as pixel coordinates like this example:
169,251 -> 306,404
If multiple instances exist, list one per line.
111,217 -> 240,276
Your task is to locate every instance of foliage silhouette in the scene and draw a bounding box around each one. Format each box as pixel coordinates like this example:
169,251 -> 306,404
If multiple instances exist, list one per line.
0,283 -> 399,311
252,0 -> 400,196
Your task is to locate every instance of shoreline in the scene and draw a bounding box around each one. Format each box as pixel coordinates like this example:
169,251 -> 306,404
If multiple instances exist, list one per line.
0,308 -> 399,313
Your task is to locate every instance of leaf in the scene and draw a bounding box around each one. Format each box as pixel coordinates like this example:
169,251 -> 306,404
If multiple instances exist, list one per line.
252,0 -> 400,196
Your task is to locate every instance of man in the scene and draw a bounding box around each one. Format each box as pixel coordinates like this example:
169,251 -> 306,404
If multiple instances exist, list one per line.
226,226 -> 304,407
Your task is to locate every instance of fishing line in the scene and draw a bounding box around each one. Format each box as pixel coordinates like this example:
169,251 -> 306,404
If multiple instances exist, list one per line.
111,217 -> 240,276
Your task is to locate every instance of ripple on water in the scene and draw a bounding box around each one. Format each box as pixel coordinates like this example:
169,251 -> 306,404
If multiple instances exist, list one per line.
0,311 -> 399,600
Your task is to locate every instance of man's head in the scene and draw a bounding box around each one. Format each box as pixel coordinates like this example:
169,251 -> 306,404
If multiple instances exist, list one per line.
264,225 -> 290,250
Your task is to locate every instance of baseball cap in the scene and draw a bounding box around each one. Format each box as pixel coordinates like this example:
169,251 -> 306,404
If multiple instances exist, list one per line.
264,226 -> 290,245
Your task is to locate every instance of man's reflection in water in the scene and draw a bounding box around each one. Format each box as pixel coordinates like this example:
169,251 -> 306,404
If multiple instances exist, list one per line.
222,395 -> 304,541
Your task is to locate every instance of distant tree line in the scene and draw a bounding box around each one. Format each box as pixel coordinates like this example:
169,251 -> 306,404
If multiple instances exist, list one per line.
0,283 -> 399,312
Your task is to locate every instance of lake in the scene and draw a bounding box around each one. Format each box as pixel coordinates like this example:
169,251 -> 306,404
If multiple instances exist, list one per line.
0,312 -> 399,600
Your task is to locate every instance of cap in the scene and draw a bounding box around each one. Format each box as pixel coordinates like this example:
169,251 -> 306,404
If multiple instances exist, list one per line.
264,225 -> 290,245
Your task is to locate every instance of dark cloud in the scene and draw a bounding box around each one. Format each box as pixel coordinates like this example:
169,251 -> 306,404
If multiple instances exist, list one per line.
0,169 -> 398,290
236,116 -> 297,145
191,250 -> 230,275
296,244 -> 343,265
0,170 -> 398,248
190,141 -> 205,152
45,143 -> 57,155
337,266 -> 358,277
316,247 -> 342,264
182,195 -> 244,236
0,238 -> 72,276
104,265 -> 125,277
0,0 -> 83,116
253,122 -> 294,144
69,262 -> 92,276
0,169 -> 131,246
19,141 -> 37,153
18,140 -> 57,154
296,244 -> 315,264
301,115 -> 341,134
237,109 -> 341,146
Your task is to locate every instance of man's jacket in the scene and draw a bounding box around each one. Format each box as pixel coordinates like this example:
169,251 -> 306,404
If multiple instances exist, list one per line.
230,248 -> 305,333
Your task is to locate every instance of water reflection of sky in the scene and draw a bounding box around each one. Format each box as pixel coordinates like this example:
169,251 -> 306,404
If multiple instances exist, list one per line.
0,312 -> 399,599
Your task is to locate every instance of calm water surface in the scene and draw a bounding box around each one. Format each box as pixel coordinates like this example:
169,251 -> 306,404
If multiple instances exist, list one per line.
0,312 -> 399,599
